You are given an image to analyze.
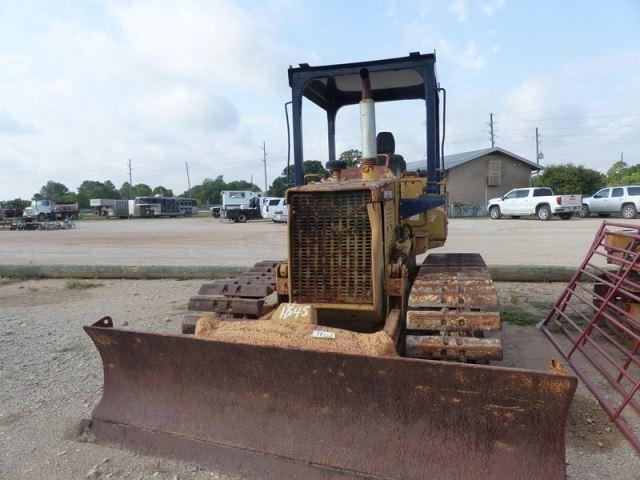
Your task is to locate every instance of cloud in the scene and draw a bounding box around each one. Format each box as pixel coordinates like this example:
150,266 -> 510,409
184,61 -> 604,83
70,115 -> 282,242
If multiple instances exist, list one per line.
438,39 -> 486,72
450,0 -> 505,23
449,0 -> 468,23
504,81 -> 548,116
0,109 -> 36,134
494,54 -> 640,168
109,0 -> 291,94
480,0 -> 506,17
0,0 -> 304,198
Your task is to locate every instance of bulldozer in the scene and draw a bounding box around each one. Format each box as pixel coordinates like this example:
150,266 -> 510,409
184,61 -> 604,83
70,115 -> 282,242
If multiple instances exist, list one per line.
83,53 -> 577,479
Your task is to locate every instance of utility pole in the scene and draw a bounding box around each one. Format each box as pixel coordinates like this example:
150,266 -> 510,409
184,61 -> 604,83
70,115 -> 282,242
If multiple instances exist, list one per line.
489,113 -> 495,148
185,161 -> 192,198
535,128 -> 543,165
127,158 -> 133,218
262,141 -> 268,193
250,174 -> 254,185
127,158 -> 133,197
621,152 -> 624,163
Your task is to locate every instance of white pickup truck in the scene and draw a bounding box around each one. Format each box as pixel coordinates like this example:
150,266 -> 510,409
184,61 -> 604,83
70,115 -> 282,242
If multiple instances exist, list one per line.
488,187 -> 582,221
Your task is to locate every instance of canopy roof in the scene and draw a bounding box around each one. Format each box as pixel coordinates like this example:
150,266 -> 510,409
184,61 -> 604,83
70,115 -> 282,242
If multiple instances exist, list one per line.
288,52 -> 436,112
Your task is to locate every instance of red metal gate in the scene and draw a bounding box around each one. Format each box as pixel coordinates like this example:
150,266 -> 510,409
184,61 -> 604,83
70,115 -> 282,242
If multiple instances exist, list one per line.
541,221 -> 640,452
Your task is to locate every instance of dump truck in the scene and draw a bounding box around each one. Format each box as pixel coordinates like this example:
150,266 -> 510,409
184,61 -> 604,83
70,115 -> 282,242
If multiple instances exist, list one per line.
23,199 -> 79,221
82,53 -> 577,480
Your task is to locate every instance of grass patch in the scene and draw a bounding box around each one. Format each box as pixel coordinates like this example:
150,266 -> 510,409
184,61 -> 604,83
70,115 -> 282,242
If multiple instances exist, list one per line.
0,277 -> 22,286
64,278 -> 102,290
528,299 -> 551,310
500,306 -> 540,326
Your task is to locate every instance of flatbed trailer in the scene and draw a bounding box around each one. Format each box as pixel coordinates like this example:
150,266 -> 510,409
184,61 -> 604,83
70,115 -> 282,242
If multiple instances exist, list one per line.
221,206 -> 262,223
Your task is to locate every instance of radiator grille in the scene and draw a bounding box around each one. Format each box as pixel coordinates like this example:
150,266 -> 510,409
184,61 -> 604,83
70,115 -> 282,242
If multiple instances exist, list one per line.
289,190 -> 373,304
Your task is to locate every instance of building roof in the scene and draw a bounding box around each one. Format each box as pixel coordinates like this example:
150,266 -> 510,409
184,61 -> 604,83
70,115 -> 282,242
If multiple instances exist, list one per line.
406,146 -> 542,172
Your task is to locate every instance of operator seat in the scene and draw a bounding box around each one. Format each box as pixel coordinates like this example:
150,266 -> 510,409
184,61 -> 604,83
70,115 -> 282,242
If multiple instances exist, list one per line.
376,132 -> 406,177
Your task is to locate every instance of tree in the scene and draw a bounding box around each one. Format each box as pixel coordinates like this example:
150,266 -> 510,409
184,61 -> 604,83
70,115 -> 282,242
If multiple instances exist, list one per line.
268,177 -> 288,197
0,198 -> 30,209
605,160 -> 640,186
268,160 -> 328,196
225,180 -> 260,192
339,149 -> 362,167
39,181 -> 70,201
132,183 -> 153,197
153,186 -> 174,197
190,175 -> 227,205
533,163 -> 606,195
607,160 -> 628,186
302,160 -> 328,176
119,182 -> 132,199
182,175 -> 261,206
77,180 -> 120,208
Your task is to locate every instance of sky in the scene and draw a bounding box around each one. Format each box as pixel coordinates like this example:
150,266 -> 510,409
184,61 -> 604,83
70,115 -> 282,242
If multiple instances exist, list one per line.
0,0 -> 639,199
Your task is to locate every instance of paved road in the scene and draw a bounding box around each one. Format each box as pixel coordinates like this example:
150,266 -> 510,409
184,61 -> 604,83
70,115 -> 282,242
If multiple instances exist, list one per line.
1,216 -> 637,267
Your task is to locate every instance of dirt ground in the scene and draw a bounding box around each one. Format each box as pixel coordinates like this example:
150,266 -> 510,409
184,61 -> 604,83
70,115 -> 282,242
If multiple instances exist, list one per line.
1,279 -> 638,479
2,216 -> 638,268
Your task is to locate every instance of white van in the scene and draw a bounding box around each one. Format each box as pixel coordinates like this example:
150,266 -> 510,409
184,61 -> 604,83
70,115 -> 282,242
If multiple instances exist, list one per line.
263,197 -> 285,220
273,200 -> 288,223
260,197 -> 276,218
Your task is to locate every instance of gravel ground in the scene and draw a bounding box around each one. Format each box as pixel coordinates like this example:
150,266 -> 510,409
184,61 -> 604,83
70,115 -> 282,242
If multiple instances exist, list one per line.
1,279 -> 638,479
2,216 -> 638,268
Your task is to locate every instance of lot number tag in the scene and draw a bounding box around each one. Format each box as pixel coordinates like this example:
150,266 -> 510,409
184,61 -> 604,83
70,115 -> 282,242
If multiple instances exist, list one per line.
312,330 -> 336,339
280,304 -> 311,320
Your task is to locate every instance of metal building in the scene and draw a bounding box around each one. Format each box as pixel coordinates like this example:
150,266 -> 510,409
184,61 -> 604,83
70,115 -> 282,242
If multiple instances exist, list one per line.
408,147 -> 542,216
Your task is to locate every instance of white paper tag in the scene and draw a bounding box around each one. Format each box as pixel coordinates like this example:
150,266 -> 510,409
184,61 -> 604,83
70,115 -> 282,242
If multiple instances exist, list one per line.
312,330 -> 336,339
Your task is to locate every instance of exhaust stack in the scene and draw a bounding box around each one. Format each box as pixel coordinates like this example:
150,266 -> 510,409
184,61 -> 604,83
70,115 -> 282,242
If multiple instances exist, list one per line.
359,69 -> 378,181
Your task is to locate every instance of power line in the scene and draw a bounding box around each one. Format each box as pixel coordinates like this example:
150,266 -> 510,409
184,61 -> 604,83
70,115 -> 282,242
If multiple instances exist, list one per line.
547,126 -> 640,158
489,96 -> 640,117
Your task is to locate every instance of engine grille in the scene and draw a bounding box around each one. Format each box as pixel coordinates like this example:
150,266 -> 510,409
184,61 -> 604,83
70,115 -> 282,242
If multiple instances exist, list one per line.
289,190 -> 373,304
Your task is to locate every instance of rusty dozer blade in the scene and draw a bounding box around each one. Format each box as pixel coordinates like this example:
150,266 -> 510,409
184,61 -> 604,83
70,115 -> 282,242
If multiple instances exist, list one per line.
83,318 -> 576,480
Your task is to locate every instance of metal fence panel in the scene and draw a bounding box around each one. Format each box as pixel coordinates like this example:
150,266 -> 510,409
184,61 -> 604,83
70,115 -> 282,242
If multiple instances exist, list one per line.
541,221 -> 640,453
447,203 -> 488,218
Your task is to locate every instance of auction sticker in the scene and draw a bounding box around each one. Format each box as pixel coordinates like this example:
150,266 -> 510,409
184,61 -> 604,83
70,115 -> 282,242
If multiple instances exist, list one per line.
312,330 -> 336,339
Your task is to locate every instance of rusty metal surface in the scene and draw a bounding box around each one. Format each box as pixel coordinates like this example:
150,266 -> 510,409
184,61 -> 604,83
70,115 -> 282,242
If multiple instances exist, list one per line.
181,314 -> 203,334
406,310 -> 500,331
286,177 -> 393,203
182,261 -> 280,334
542,221 -> 640,453
406,253 -> 502,360
406,335 -> 502,360
409,253 -> 498,309
187,296 -> 269,316
289,190 -> 373,305
84,322 -> 576,480
197,283 -> 274,298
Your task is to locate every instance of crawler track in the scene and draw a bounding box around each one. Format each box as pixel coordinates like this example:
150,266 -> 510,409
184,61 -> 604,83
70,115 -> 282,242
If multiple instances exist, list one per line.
181,260 -> 281,334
